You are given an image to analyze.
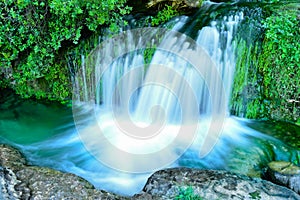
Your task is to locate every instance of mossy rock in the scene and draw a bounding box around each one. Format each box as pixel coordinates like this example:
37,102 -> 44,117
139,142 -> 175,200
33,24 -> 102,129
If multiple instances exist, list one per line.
265,161 -> 300,194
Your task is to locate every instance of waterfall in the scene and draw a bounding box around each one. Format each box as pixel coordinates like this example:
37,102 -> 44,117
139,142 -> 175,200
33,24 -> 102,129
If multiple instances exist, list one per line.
74,13 -> 243,114
3,7 -> 299,197
72,12 -> 244,173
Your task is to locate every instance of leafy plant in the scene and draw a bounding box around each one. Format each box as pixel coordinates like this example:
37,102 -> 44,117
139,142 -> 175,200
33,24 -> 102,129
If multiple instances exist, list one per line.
232,4 -> 300,123
258,6 -> 300,122
151,5 -> 179,26
0,0 -> 131,102
175,186 -> 203,200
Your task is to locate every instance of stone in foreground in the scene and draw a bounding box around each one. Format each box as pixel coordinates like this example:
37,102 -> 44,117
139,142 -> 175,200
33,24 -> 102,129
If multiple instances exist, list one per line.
142,167 -> 300,200
0,144 -> 127,200
1,144 -> 300,199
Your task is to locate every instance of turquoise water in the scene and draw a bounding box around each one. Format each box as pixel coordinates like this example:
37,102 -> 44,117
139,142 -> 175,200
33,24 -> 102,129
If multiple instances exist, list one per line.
1,0 -> 299,197
0,90 -> 299,196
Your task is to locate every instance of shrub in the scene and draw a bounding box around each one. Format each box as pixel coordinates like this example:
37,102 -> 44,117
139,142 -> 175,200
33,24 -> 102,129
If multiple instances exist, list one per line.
258,7 -> 300,122
0,0 -> 131,102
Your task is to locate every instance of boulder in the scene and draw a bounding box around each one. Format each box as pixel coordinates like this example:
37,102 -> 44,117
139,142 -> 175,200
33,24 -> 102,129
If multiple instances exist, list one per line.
142,167 -> 300,199
264,161 -> 300,194
0,167 -> 22,199
0,144 -> 127,200
0,144 -> 26,171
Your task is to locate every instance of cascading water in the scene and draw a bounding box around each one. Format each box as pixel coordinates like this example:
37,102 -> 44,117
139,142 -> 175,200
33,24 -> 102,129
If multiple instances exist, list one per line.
1,5 -> 299,197
74,13 -> 242,118
70,11 -> 243,173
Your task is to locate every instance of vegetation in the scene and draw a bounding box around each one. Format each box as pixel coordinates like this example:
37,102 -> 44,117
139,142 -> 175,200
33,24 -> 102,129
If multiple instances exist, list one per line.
258,6 -> 300,122
150,5 -> 179,26
1,0 -> 298,124
175,186 -> 203,200
231,40 -> 262,119
231,3 -> 300,123
0,0 -> 131,103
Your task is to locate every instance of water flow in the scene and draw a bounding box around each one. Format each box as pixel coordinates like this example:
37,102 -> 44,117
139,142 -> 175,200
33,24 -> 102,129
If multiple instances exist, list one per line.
69,11 -> 246,181
1,11 -> 300,197
196,14 -> 243,115
74,13 -> 243,121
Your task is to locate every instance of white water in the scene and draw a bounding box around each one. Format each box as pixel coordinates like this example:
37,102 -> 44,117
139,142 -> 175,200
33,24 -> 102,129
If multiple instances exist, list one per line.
70,13 -> 247,193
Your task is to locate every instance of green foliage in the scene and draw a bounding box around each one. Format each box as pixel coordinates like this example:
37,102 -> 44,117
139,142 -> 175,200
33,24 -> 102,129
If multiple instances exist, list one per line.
258,7 -> 300,122
175,186 -> 203,200
0,0 -> 131,102
292,153 -> 300,166
249,191 -> 261,199
151,5 -> 179,26
232,4 -> 300,123
144,47 -> 156,64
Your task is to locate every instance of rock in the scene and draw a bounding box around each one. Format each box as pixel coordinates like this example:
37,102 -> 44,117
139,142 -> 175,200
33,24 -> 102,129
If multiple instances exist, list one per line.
0,144 -> 127,200
132,192 -> 154,199
0,167 -> 22,199
142,167 -> 300,199
2,144 -> 300,199
264,161 -> 300,194
15,166 -> 125,200
0,144 -> 26,171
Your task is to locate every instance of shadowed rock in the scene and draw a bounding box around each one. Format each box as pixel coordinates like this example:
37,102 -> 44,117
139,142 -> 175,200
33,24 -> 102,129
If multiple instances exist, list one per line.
265,161 -> 300,195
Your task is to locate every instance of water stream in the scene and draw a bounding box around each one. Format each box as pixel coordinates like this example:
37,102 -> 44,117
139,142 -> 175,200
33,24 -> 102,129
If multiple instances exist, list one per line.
0,2 -> 299,196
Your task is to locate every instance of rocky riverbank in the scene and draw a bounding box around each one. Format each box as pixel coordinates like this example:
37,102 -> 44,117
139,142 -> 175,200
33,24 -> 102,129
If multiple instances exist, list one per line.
1,144 -> 299,199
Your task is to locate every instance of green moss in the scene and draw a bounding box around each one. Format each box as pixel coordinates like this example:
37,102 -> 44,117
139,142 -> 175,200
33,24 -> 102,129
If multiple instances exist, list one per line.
231,40 -> 262,119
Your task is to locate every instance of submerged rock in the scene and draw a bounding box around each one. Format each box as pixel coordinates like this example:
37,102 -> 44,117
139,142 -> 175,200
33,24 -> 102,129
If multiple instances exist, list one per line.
265,161 -> 300,194
142,167 -> 300,199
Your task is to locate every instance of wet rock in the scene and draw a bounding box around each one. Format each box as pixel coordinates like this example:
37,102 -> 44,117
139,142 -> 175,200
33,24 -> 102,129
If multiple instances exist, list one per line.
142,167 -> 300,199
265,161 -> 300,194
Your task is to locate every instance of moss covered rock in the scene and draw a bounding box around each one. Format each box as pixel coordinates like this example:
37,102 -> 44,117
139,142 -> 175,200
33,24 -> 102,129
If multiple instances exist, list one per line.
265,161 -> 300,194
